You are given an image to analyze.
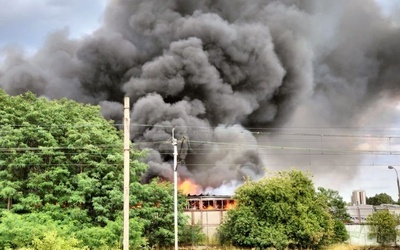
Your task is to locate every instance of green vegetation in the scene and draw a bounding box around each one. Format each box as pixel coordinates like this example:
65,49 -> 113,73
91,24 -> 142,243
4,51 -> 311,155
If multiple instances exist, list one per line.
0,90 -> 203,249
317,187 -> 350,243
367,210 -> 399,246
217,170 -> 349,249
366,193 -> 396,205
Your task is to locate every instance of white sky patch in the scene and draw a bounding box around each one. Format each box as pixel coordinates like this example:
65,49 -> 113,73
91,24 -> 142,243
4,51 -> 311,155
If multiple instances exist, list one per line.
374,0 -> 400,16
374,0 -> 400,26
0,0 -> 107,49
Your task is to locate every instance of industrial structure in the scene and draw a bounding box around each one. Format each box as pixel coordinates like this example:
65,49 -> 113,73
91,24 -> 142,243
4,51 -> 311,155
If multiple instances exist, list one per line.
351,190 -> 367,206
183,195 -> 235,239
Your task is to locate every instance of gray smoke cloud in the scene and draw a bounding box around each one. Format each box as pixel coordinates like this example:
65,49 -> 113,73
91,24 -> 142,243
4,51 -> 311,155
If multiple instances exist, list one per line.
1,0 -> 400,194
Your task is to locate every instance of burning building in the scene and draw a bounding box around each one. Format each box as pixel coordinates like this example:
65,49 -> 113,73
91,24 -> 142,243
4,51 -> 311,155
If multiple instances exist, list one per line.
184,194 -> 236,239
178,178 -> 236,238
185,195 -> 236,211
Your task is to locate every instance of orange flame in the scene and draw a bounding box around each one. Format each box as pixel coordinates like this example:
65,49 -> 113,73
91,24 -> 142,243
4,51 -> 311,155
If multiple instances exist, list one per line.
179,179 -> 202,195
226,201 -> 236,210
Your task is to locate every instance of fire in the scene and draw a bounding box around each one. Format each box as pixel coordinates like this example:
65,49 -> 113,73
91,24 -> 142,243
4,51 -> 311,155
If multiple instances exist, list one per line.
179,179 -> 202,195
226,201 -> 236,210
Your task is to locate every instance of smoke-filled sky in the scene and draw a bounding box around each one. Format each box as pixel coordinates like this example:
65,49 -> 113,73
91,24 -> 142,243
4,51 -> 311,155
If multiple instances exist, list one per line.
1,0 -> 400,202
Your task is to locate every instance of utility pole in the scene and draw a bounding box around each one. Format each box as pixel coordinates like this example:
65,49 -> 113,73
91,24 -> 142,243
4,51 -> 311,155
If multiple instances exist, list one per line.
172,128 -> 178,250
123,97 -> 130,250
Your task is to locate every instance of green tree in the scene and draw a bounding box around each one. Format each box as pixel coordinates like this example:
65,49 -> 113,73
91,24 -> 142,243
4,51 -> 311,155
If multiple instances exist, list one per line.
317,187 -> 350,222
0,90 -> 201,248
367,193 -> 395,205
367,210 -> 399,246
218,170 -> 334,250
0,89 -> 138,223
317,187 -> 350,243
130,180 -> 204,247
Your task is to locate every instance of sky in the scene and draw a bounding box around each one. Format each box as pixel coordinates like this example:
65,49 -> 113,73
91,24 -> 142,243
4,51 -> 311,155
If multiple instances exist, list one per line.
0,0 -> 396,51
0,0 -> 107,52
1,0 -> 400,203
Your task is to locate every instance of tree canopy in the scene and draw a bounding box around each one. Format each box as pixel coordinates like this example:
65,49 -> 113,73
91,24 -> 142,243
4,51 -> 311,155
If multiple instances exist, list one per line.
0,90 -> 131,219
0,90 -> 202,249
366,193 -> 395,206
367,210 -> 399,246
317,187 -> 350,243
218,169 -> 341,249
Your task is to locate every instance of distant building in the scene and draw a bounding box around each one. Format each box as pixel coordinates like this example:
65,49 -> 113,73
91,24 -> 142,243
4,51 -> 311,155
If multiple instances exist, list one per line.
351,190 -> 367,205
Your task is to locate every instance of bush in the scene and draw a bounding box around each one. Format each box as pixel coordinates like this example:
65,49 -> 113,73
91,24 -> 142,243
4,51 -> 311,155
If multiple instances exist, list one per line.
218,170 -> 335,249
32,231 -> 86,250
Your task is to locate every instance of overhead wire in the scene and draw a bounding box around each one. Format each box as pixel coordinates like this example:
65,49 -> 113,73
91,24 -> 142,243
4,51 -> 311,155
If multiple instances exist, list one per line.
0,139 -> 399,154
3,122 -> 400,137
2,123 -> 400,164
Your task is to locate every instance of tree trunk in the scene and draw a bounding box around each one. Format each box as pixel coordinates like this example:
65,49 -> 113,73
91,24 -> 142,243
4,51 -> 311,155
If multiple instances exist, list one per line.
7,197 -> 11,210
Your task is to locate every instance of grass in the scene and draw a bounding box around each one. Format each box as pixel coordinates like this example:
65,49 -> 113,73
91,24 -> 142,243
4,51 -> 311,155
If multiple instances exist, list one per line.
177,243 -> 399,250
323,243 -> 398,250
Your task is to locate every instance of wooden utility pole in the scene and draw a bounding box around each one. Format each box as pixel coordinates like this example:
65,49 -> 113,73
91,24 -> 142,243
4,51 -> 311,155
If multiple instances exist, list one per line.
123,97 -> 130,250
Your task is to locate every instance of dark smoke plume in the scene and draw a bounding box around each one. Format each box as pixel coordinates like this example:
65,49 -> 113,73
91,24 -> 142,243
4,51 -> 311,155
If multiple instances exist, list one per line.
1,0 -> 400,194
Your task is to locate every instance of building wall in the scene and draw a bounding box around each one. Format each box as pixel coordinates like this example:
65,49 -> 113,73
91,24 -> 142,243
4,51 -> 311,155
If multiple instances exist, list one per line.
346,224 -> 378,246
351,190 -> 367,205
347,205 -> 374,223
184,195 -> 234,239
184,210 -> 227,239
347,204 -> 400,223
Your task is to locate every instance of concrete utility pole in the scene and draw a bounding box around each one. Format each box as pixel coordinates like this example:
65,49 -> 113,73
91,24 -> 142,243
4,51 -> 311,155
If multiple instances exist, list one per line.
172,128 -> 178,250
123,97 -> 130,250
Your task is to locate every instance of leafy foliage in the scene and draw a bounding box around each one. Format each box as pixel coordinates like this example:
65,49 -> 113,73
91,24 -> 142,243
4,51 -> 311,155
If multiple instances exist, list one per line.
218,170 -> 336,250
317,187 -> 350,243
31,231 -> 85,250
317,187 -> 350,222
130,180 -> 191,247
0,210 -> 144,249
179,224 -> 205,246
366,193 -> 395,205
0,90 -> 132,221
0,211 -> 61,248
0,90 -> 201,249
367,210 -> 399,246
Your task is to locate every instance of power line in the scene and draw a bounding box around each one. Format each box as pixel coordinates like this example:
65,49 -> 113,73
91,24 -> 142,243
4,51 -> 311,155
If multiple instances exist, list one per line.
0,139 -> 399,154
3,122 -> 400,137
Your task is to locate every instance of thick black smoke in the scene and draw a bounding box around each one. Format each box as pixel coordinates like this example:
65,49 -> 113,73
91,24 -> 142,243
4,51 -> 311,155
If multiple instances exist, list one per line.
1,0 -> 400,194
